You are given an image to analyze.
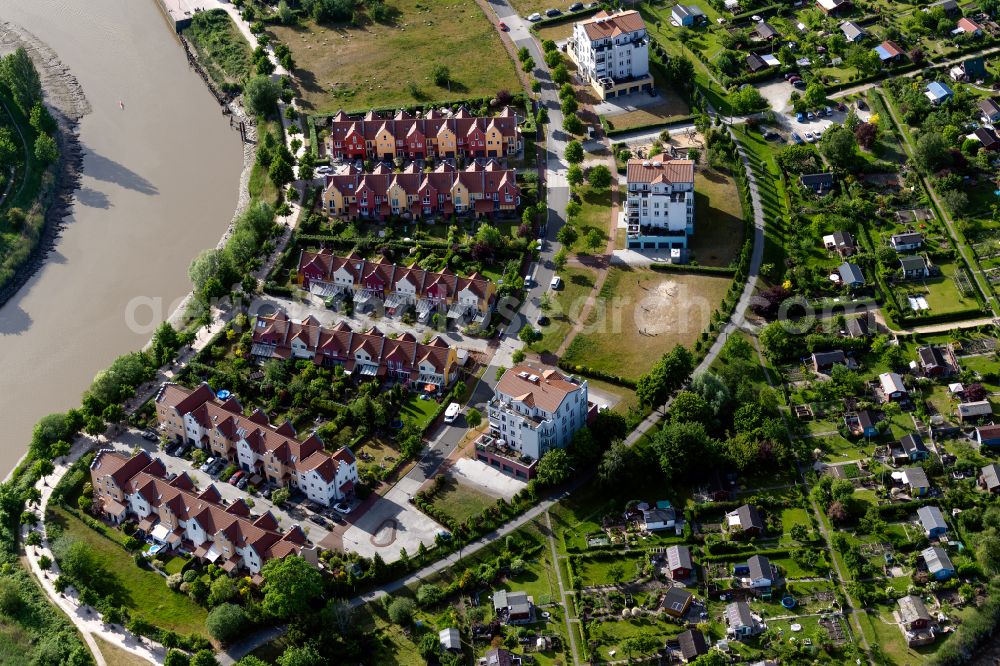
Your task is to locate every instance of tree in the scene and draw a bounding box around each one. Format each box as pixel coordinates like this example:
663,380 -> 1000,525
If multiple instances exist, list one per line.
432,64 -> 450,87
536,107 -> 549,126
0,128 -> 18,167
855,121 -> 877,150
518,324 -> 541,344
269,154 -> 294,188
620,634 -> 659,660
165,649 -> 191,666
417,583 -> 445,607
418,632 -> 440,659
0,48 -> 42,115
585,228 -> 603,252
277,644 -> 323,666
475,223 -> 504,249
271,486 -> 290,505
537,449 -> 572,486
652,421 -> 713,482
244,76 -> 282,117
803,82 -> 827,109
206,603 -> 248,644
565,140 -> 584,165
607,562 -> 625,585
34,133 -> 58,165
556,225 -> 577,247
277,0 -> 295,24
545,49 -> 563,69
729,86 -> 766,114
191,652 -> 219,666
819,125 -> 857,169
567,164 -> 584,187
669,391 -> 711,426
151,321 -> 180,366
912,131 -> 950,173
0,577 -> 22,615
467,408 -> 482,429
560,96 -> 578,116
598,441 -> 637,488
588,164 -> 612,189
207,575 -> 238,607
387,597 -> 416,626
260,556 -> 323,620
551,63 -> 570,85
662,55 -> 694,89
563,113 -> 584,135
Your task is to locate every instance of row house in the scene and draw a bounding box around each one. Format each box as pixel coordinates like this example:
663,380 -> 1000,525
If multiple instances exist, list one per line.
321,160 -> 519,221
155,383 -> 359,506
250,310 -> 459,391
90,449 -> 311,575
326,106 -> 521,162
297,250 -> 496,323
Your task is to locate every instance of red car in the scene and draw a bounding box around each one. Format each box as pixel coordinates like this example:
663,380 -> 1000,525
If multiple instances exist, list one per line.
229,471 -> 244,486
499,21 -> 509,31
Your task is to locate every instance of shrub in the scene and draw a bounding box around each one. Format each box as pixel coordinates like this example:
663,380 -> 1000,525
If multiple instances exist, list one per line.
206,603 -> 249,644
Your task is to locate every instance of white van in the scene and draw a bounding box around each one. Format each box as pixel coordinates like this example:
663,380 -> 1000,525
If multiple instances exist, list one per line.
443,402 -> 461,424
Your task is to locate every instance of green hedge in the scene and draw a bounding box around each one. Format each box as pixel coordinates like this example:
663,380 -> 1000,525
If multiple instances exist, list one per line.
307,114 -> 319,158
555,360 -> 638,388
528,6 -> 601,30
650,263 -> 737,276
605,115 -> 698,138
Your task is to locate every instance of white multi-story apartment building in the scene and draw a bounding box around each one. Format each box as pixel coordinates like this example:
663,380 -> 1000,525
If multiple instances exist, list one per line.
486,365 -> 589,463
569,10 -> 653,100
625,155 -> 696,252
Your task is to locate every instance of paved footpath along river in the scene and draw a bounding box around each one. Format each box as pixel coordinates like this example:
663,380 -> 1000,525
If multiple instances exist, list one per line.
0,0 -> 242,477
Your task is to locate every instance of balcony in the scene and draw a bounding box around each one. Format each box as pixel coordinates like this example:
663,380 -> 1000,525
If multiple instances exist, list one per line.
473,433 -> 538,478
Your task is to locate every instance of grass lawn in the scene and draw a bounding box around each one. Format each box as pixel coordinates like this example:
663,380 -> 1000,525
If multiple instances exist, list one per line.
535,21 -> 576,42
689,168 -> 745,268
429,477 -> 496,523
248,118 -> 283,206
603,82 -> 690,132
780,507 -> 812,533
530,265 -> 598,355
0,621 -> 33,666
181,9 -> 252,89
94,635 -> 149,666
576,554 -> 644,587
268,0 -> 520,113
356,435 -> 404,472
585,378 -> 639,416
162,555 -> 188,576
567,182 -> 612,254
587,616 -> 684,663
497,553 -> 559,606
46,506 -> 208,636
562,266 -> 731,380
399,392 -> 440,431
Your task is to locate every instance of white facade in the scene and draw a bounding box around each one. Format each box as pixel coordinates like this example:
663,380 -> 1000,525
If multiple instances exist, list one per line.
569,11 -> 652,99
625,158 -> 696,250
487,367 -> 589,461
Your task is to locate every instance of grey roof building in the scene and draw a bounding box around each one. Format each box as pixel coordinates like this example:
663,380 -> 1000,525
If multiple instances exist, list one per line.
917,505 -> 948,536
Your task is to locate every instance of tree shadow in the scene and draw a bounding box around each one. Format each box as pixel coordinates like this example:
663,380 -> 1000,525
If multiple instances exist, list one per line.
75,186 -> 112,209
82,146 -> 158,196
0,302 -> 32,335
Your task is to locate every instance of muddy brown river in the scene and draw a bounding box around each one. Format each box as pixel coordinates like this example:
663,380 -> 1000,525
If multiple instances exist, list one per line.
0,0 -> 241,475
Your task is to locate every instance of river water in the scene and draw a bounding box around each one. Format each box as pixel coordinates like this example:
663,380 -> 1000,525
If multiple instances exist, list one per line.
0,0 -> 241,476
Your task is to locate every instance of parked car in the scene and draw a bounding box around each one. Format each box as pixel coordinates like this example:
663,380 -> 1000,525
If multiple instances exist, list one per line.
236,477 -> 249,490
537,314 -> 550,326
805,132 -> 816,143
550,275 -> 562,290
784,73 -> 796,81
806,111 -> 815,121
527,12 -> 542,21
333,502 -> 353,515
199,457 -> 216,473
229,471 -> 244,486
569,1 -> 584,8
793,80 -> 806,89
764,131 -> 780,141
499,21 -> 509,30
141,429 -> 158,442
328,512 -> 345,524
210,460 -> 226,476
856,99 -> 867,110
791,132 -> 803,144
825,106 -> 833,116
545,8 -> 562,17
262,487 -> 273,499
795,112 -> 805,122
836,101 -> 847,112
308,514 -> 327,527
315,165 -> 332,175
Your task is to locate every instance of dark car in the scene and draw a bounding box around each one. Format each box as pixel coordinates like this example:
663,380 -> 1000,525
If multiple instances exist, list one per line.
545,8 -> 562,17
537,314 -> 550,326
308,514 -> 327,527
856,99 -> 867,110
764,131 -> 780,141
141,429 -> 159,442
569,1 -> 584,9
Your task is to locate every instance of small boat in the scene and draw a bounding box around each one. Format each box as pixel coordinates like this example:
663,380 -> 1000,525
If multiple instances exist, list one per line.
118,100 -> 124,110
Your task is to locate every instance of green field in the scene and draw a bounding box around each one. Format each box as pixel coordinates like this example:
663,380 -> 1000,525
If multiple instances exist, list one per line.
429,477 -> 496,524
531,265 -> 598,355
268,0 -> 521,113
576,554 -> 644,587
46,506 -> 208,636
690,169 -> 746,268
182,9 -> 252,89
399,392 -> 441,431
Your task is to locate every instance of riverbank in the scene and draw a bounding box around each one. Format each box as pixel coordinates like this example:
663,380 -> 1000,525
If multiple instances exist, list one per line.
0,20 -> 89,309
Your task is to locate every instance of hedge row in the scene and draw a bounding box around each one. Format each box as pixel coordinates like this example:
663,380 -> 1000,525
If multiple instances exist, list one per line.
604,115 -> 698,138
701,546 -> 792,563
894,307 -> 986,329
329,93 -> 531,119
528,6 -> 601,31
556,361 -> 638,388
650,263 -> 737,276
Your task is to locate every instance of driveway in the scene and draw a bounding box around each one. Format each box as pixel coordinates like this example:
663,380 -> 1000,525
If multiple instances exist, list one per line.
341,476 -> 443,560
449,458 -> 526,500
111,431 -> 333,547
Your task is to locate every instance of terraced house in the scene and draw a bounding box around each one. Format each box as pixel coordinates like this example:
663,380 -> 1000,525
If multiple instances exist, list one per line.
325,106 -> 521,161
90,449 -> 312,575
155,383 -> 359,505
251,310 -> 460,391
321,160 -> 519,221
297,250 -> 497,324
